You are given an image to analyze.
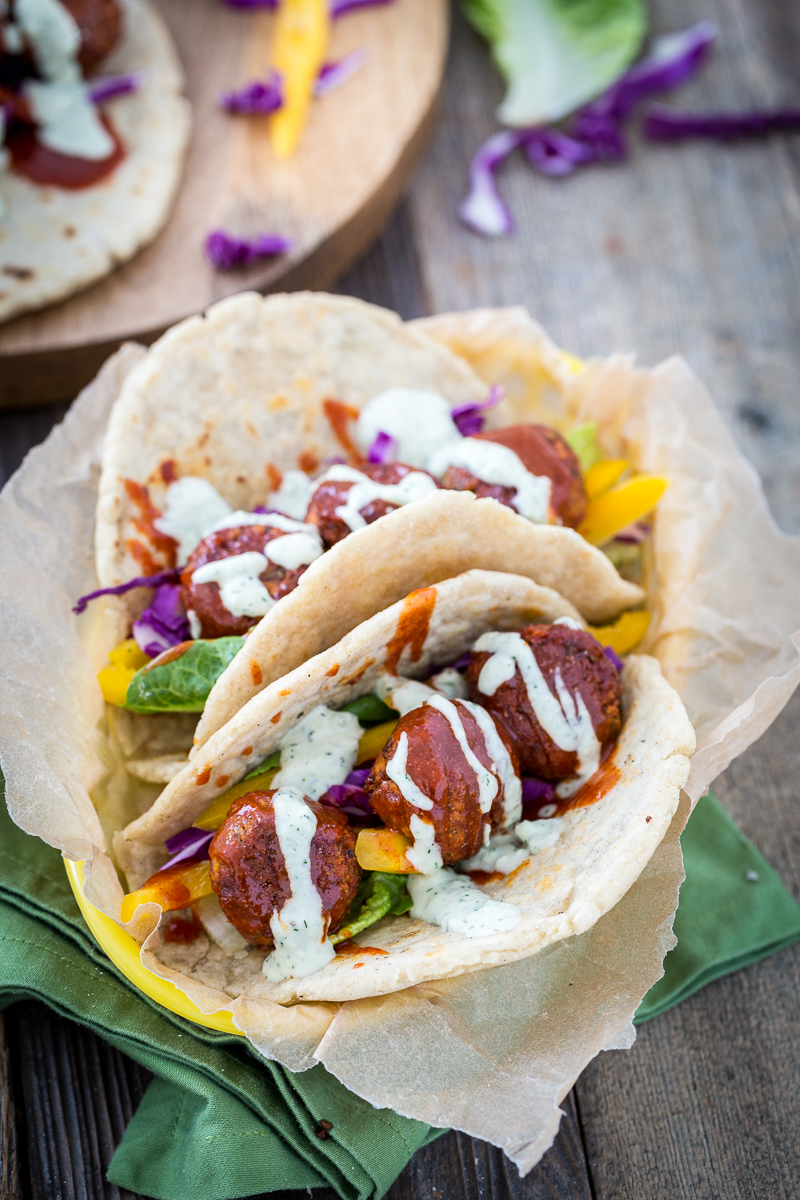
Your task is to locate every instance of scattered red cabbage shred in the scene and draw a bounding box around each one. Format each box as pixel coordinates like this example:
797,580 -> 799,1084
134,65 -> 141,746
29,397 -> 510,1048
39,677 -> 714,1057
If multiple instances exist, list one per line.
73,569 -> 179,615
160,828 -> 214,871
314,49 -> 368,98
366,430 -> 396,463
644,104 -> 800,141
220,72 -> 282,114
205,230 -> 292,269
451,384 -> 504,435
133,583 -> 191,659
88,71 -> 144,104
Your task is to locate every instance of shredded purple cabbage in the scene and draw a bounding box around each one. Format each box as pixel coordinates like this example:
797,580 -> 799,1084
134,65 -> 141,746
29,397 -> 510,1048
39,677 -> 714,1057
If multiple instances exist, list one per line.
132,583 -> 191,658
220,72 -> 282,114
314,48 -> 368,98
644,103 -> 800,141
603,645 -> 624,672
345,766 -> 371,787
319,782 -> 379,822
366,430 -> 397,464
159,827 -> 213,871
329,0 -> 393,14
459,21 -> 718,235
427,652 -> 471,677
451,385 -> 503,436
521,777 -> 555,804
88,71 -> 144,105
73,569 -> 179,615
613,520 -> 650,545
205,230 -> 293,270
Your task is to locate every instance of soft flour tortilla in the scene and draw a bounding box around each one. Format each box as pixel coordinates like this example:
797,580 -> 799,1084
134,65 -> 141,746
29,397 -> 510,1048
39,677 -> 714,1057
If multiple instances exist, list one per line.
0,0 -> 190,324
93,289 -> 642,756
113,569 -> 695,1007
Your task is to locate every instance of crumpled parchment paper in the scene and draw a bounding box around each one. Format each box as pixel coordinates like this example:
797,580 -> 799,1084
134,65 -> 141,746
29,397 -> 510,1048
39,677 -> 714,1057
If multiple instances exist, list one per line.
2,307 -> 798,1174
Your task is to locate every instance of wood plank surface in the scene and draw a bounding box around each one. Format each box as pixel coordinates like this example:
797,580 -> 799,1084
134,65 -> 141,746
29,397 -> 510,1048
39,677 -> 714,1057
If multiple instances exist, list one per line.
0,0 -> 448,407
1,0 -> 800,1194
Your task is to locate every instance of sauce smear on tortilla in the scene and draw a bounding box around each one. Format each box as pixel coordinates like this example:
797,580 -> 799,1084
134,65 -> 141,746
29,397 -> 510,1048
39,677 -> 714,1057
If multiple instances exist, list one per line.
323,399 -> 360,461
384,587 -> 437,674
7,117 -> 125,188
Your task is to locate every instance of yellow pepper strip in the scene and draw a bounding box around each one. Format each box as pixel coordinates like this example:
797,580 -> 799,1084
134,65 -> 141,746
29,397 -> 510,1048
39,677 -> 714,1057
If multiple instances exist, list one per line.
194,720 -> 398,833
588,610 -> 650,657
583,459 -> 628,501
194,768 -> 278,832
270,0 -> 330,159
578,474 -> 669,546
98,638 -> 151,706
356,828 -> 418,874
120,860 -> 212,923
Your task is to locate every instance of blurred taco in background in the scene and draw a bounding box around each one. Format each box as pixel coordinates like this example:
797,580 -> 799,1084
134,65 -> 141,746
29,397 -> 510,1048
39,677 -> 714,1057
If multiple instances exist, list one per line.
113,569 -> 694,1005
0,0 -> 189,321
77,292 -> 651,793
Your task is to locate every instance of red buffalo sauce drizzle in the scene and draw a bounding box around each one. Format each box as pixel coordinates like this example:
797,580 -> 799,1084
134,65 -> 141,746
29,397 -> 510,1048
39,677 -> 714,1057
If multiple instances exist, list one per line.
384,588 -> 437,675
147,866 -> 193,911
558,756 -> 621,814
163,909 -> 202,944
7,116 -> 125,188
323,399 -> 360,462
123,479 -> 178,569
466,870 -> 503,886
334,940 -> 389,957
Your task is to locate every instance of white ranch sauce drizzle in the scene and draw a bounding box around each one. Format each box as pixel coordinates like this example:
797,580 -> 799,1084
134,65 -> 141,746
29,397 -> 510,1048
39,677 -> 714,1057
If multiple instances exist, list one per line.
473,631 -> 600,798
262,531 -> 323,571
385,731 -> 432,811
406,814 -> 443,874
314,464 -> 437,532
273,704 -> 361,800
408,869 -> 521,937
155,478 -> 233,562
212,510 -> 317,536
428,438 -> 551,524
463,701 -> 522,828
377,675 -> 436,717
191,552 -> 273,619
429,668 -> 469,700
425,695 -> 497,815
459,833 -> 529,876
355,389 -> 462,469
17,0 -> 114,159
515,818 -> 564,854
262,787 -> 336,982
267,470 -> 314,521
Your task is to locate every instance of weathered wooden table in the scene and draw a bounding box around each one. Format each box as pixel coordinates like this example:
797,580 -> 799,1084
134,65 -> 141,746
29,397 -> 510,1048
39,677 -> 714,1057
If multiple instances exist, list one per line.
2,0 -> 799,1195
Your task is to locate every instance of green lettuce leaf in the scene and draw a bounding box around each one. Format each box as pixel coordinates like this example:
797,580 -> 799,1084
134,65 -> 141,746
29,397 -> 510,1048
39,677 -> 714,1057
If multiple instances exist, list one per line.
463,0 -> 646,125
341,693 -> 399,726
331,872 -> 412,944
124,637 -> 245,713
566,420 -> 603,471
242,750 -> 282,782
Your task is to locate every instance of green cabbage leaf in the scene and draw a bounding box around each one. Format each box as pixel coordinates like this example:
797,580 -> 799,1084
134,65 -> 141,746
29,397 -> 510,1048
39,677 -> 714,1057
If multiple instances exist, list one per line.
124,637 -> 245,713
331,872 -> 412,945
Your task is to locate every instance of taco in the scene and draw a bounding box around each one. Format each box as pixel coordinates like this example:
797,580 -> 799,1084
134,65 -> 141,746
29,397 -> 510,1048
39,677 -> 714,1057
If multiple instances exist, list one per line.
0,0 -> 189,322
81,291 -> 646,790
113,569 -> 695,1005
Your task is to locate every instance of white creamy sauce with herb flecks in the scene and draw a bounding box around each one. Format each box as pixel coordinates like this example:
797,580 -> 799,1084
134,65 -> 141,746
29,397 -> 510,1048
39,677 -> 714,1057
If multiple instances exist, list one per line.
428,438 -> 551,523
408,869 -> 521,937
191,551 -> 273,619
459,833 -> 529,876
155,478 -> 233,562
273,704 -> 361,800
515,817 -> 564,854
554,616 -> 583,630
429,667 -> 469,700
211,510 -> 316,536
16,0 -> 114,159
267,470 -> 314,521
314,464 -> 437,532
264,531 -> 323,571
406,813 -> 443,875
262,787 -> 335,982
464,701 -> 521,828
377,674 -> 435,717
355,389 -> 462,469
473,631 -> 600,797
425,694 -> 497,814
385,731 -> 433,810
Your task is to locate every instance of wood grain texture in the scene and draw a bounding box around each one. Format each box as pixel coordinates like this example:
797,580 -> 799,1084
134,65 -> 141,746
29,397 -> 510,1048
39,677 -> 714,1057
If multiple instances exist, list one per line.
0,0 -> 448,407
0,1017 -> 20,1200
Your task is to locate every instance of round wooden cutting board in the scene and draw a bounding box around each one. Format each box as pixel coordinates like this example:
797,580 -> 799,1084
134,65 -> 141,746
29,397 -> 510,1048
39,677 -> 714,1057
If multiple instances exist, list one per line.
0,0 -> 448,407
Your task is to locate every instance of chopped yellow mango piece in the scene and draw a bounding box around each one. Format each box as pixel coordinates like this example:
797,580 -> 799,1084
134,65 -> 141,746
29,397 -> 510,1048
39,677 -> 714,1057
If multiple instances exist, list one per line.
588,610 -> 650,656
194,768 -> 279,832
109,638 -> 150,670
356,828 -> 418,874
560,351 -> 585,375
270,0 -> 330,159
578,475 -> 668,546
583,459 -> 628,501
356,720 -> 397,766
120,860 -> 212,923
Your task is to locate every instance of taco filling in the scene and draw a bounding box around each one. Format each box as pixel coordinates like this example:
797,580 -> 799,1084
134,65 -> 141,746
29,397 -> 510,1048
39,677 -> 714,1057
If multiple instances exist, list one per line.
123,620 -> 628,981
82,388 -> 652,726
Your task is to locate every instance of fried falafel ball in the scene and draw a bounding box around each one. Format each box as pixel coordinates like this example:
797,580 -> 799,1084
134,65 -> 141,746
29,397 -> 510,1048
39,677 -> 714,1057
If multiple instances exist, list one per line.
365,700 -> 519,865
181,525 -> 310,638
306,461 -> 438,549
440,423 -> 587,528
61,0 -> 124,72
209,790 -> 361,948
466,624 -> 622,781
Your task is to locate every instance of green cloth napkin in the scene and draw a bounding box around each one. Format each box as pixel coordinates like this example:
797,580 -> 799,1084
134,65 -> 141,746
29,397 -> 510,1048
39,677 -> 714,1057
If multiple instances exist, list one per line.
0,787 -> 798,1200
